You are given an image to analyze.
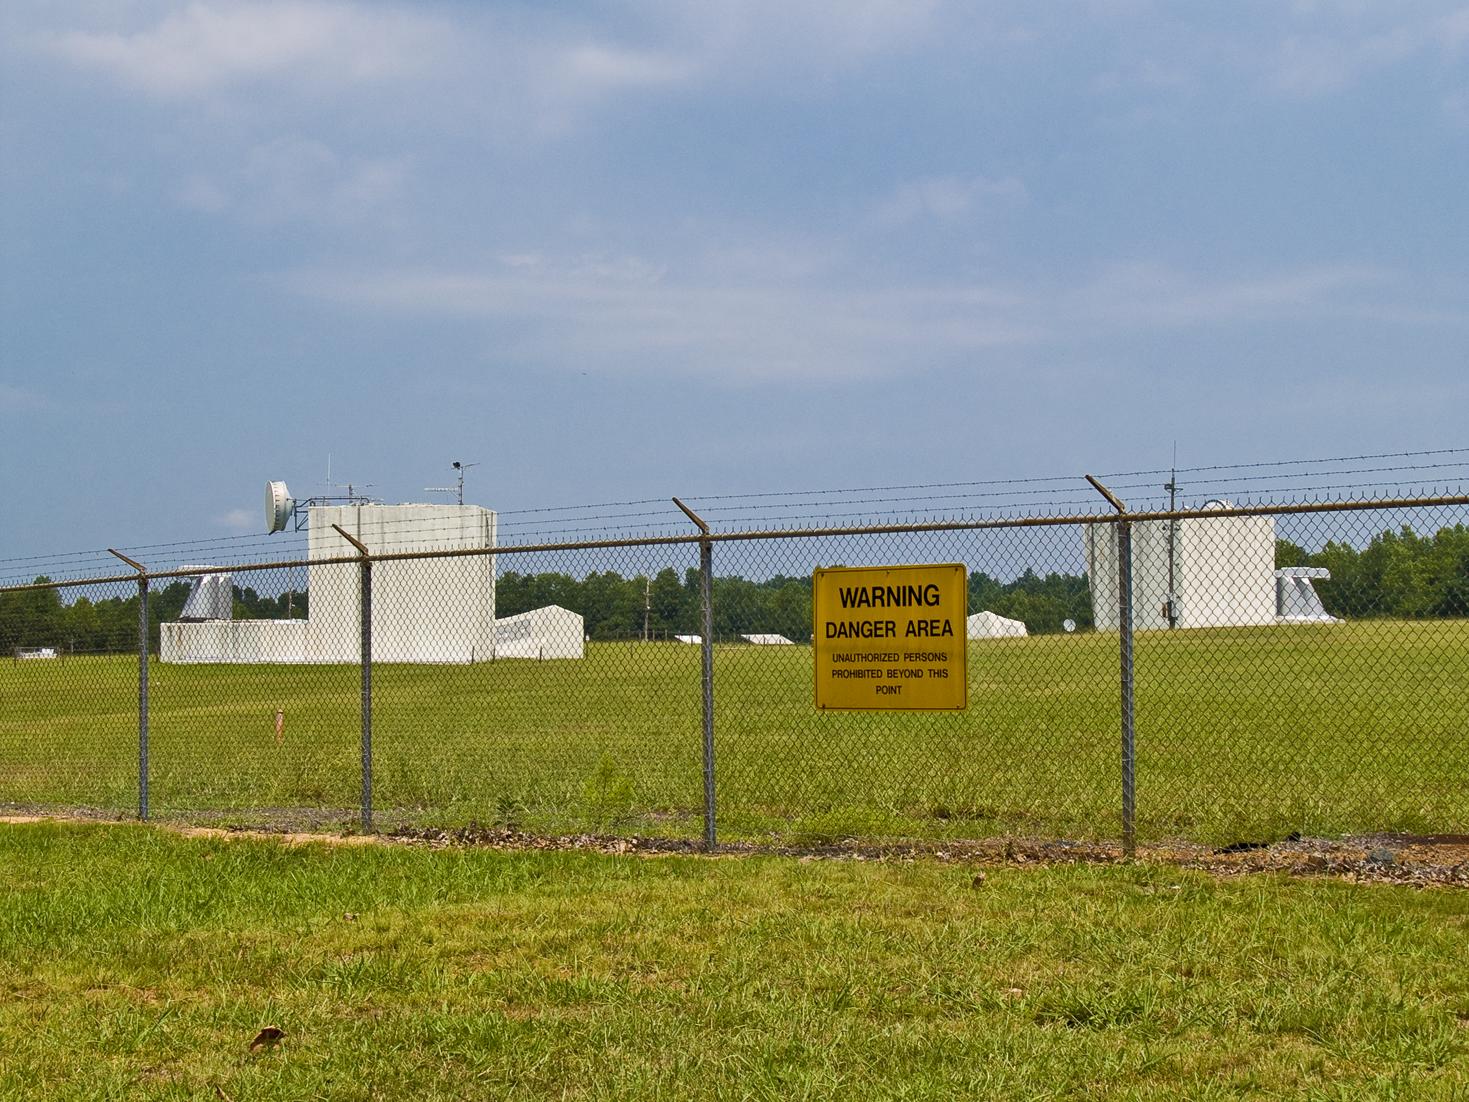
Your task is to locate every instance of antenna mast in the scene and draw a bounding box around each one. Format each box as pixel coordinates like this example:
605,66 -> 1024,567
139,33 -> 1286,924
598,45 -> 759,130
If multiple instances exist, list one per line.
1164,442 -> 1179,629
424,460 -> 480,506
324,454 -> 374,504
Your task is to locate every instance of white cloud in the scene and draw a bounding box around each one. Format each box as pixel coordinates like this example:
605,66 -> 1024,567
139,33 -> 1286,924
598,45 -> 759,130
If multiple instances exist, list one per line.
37,0 -> 957,123
45,1 -> 447,97
1264,7 -> 1469,97
285,258 -> 1038,382
660,0 -> 947,71
1268,29 -> 1416,96
174,175 -> 231,213
1071,262 -> 1391,327
0,384 -> 51,414
555,43 -> 694,95
174,136 -> 409,225
280,254 -> 1459,383
870,175 -> 1027,228
216,507 -> 254,532
1439,5 -> 1469,50
1059,5 -> 1469,104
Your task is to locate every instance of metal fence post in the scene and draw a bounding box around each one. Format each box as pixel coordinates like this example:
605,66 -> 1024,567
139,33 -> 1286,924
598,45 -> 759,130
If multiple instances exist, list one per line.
699,539 -> 716,850
360,558 -> 373,833
674,499 -> 717,850
109,549 -> 150,820
1085,478 -> 1135,856
334,525 -> 373,833
138,574 -> 150,821
1118,519 -> 1136,857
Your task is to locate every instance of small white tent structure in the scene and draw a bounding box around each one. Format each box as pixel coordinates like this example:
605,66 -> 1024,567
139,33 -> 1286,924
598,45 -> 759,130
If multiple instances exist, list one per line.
740,633 -> 794,645
966,610 -> 1028,638
494,605 -> 585,659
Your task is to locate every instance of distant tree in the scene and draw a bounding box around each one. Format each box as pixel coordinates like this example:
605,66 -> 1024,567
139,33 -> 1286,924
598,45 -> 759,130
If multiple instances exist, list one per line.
1275,539 -> 1310,569
768,580 -> 813,642
648,568 -> 691,633
1292,524 -> 1469,619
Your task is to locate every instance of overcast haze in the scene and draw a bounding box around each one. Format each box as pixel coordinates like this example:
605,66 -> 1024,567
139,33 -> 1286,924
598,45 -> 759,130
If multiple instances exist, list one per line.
2,1 -> 1466,562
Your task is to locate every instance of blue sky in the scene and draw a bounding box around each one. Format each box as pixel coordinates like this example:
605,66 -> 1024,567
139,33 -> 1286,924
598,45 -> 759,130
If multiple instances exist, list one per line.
2,1 -> 1466,562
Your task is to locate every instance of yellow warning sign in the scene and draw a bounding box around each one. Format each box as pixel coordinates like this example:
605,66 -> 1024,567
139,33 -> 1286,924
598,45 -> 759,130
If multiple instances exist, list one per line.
813,563 -> 968,711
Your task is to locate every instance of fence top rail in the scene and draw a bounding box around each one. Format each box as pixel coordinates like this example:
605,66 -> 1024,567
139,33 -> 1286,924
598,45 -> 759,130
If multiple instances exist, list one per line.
2,493 -> 1467,594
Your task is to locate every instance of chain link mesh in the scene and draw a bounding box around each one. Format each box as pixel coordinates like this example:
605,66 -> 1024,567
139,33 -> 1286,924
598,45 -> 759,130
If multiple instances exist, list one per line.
149,563 -> 360,827
0,578 -> 139,815
372,545 -> 702,837
1127,503 -> 1469,843
1,499 -> 1464,845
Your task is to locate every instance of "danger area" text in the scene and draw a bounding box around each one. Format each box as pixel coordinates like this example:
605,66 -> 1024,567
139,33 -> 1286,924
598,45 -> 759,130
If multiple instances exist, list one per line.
824,618 -> 954,640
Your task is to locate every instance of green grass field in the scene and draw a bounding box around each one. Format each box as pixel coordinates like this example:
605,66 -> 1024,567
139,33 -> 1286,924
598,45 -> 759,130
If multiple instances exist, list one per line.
1,821 -> 1467,1100
1,619 -> 1466,844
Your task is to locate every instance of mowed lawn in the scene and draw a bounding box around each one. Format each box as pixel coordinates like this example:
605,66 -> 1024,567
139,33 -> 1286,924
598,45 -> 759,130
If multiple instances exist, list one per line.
0,619 -> 1465,844
1,822 -> 1467,1100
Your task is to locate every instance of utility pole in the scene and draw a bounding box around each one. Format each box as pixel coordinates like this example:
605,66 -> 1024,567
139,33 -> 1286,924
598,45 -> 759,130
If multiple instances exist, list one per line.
643,577 -> 651,642
1164,444 -> 1179,629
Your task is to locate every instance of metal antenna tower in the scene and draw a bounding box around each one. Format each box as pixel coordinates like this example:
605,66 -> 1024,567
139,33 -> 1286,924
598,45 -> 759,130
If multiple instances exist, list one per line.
324,454 -> 374,503
425,460 -> 480,506
1164,442 -> 1179,629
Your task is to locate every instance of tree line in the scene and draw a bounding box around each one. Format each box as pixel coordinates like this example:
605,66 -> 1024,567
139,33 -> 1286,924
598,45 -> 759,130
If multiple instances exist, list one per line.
0,567 -> 1095,654
4,524 -> 1463,653
498,565 -> 1095,640
1277,524 -> 1469,619
0,582 -> 306,655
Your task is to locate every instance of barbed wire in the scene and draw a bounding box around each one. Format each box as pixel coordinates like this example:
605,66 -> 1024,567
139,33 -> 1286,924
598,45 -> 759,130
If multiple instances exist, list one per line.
2,449 -> 1464,585
1095,446 -> 1469,480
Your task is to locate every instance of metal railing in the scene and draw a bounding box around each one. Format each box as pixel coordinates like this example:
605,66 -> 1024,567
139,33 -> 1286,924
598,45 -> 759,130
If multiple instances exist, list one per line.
2,489 -> 1466,849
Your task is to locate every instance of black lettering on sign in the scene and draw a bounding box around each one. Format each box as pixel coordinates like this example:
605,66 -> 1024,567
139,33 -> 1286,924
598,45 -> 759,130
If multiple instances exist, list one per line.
904,619 -> 954,638
824,620 -> 897,639
837,584 -> 943,610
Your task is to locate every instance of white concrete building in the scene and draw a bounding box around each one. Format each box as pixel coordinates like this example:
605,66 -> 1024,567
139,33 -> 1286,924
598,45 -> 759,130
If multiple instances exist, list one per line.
161,619 -> 308,664
163,502 -> 498,664
305,504 -> 497,663
1086,502 -> 1278,630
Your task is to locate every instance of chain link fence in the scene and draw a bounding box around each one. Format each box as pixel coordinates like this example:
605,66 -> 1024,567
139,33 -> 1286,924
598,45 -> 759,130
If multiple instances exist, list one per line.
1,492 -> 1465,848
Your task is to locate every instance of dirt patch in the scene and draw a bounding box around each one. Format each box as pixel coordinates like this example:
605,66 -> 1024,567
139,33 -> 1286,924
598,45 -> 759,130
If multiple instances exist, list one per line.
171,825 -> 383,847
3,815 -> 1466,887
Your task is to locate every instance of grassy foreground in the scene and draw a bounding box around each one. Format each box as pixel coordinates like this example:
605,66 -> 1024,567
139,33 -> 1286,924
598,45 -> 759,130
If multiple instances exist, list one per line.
1,618 -> 1466,843
1,822 -> 1467,1100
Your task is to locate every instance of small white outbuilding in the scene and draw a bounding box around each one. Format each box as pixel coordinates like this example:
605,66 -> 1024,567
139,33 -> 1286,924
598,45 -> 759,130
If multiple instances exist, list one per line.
966,610 -> 1028,638
1275,567 -> 1339,622
494,605 -> 585,659
178,568 -> 234,622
